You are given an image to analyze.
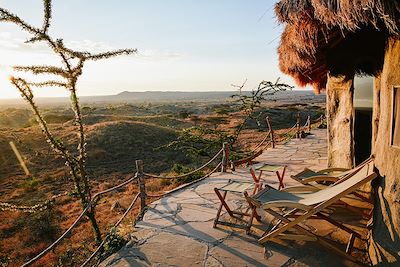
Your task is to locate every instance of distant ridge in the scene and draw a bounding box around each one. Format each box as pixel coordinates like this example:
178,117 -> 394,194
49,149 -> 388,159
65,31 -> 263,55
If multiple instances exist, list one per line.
0,90 -> 325,107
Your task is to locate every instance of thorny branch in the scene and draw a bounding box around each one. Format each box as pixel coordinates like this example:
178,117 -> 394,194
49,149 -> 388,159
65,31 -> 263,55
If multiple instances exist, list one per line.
3,0 -> 137,243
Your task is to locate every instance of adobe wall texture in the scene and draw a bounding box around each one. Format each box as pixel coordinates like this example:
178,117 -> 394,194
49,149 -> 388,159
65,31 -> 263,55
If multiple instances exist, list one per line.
326,73 -> 355,169
369,37 -> 400,266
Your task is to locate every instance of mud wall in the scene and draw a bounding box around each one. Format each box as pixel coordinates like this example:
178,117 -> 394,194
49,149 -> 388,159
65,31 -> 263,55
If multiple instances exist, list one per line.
369,37 -> 400,265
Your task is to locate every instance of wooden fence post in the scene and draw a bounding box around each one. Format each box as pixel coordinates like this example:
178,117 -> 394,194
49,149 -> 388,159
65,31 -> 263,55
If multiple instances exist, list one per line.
266,116 -> 275,148
221,142 -> 229,172
296,113 -> 301,139
307,115 -> 311,133
135,160 -> 146,212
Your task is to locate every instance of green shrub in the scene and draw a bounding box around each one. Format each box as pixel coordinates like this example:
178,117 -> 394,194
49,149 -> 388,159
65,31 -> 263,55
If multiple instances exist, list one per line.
19,176 -> 40,191
170,163 -> 204,184
103,227 -> 126,256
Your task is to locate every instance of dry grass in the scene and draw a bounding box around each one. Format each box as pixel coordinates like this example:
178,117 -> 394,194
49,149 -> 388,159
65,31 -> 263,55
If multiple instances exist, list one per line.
0,102 -> 325,266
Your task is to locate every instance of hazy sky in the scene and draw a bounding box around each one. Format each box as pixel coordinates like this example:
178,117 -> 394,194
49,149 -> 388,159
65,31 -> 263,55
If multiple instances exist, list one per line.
0,0 -> 297,99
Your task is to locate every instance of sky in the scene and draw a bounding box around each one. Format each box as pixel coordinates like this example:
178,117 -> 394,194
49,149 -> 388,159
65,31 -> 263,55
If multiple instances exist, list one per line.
0,0 -> 298,99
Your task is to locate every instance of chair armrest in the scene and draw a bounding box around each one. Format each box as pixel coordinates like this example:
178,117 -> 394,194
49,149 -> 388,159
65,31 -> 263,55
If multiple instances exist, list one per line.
301,176 -> 339,184
316,167 -> 349,174
281,185 -> 320,193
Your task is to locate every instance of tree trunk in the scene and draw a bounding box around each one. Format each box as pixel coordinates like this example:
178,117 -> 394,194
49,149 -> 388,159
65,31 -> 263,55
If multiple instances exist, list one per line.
86,208 -> 102,243
326,73 -> 355,168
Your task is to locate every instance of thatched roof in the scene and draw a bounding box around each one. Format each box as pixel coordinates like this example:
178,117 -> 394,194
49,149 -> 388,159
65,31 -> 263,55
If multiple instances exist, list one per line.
276,0 -> 400,92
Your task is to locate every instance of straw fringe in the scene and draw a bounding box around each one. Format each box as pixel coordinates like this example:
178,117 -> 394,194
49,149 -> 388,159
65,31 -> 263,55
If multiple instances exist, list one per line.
275,0 -> 399,92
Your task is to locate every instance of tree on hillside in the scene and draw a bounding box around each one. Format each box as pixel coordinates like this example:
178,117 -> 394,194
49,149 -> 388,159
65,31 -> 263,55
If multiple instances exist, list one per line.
166,79 -> 293,160
1,0 -> 136,242
231,78 -> 293,141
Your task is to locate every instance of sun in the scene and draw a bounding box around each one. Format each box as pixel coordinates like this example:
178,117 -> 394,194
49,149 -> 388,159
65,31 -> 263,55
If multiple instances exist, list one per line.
0,65 -> 19,99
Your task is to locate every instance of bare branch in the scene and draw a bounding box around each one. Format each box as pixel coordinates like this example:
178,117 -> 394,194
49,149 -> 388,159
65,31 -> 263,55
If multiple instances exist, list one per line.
13,65 -> 69,78
0,8 -> 41,35
9,77 -> 73,159
87,48 -> 137,61
28,80 -> 68,88
231,78 -> 247,95
42,0 -> 52,33
55,38 -> 90,59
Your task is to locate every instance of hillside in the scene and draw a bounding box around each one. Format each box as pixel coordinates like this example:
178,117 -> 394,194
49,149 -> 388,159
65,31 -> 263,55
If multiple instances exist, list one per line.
0,96 -> 325,266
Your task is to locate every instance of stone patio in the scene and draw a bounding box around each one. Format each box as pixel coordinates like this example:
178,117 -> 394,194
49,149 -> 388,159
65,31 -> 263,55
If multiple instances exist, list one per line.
101,129 -> 368,267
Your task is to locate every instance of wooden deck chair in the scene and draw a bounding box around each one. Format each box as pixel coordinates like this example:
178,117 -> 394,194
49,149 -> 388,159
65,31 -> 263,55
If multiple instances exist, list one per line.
291,157 -> 373,185
291,157 -> 374,204
244,160 -> 376,262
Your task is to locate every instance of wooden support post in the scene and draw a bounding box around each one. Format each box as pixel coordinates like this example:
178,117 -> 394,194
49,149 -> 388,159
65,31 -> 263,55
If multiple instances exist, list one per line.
266,116 -> 275,148
135,160 -> 146,212
326,74 -> 355,168
296,113 -> 301,139
307,115 -> 311,133
221,142 -> 229,172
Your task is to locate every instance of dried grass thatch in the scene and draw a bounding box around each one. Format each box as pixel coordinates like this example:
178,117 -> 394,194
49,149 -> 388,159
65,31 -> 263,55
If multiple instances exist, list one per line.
276,0 -> 400,92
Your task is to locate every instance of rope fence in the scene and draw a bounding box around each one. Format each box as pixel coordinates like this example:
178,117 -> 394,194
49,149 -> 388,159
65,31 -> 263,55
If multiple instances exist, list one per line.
144,147 -> 223,180
146,162 -> 222,199
22,174 -> 139,267
81,192 -> 140,267
15,112 -> 325,266
0,191 -> 68,213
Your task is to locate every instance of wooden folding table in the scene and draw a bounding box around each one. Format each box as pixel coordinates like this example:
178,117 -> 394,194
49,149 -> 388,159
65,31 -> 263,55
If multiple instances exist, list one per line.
213,180 -> 254,229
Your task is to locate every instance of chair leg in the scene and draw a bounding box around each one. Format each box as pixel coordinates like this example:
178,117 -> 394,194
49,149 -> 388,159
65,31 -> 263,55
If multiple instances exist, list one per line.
276,166 -> 286,190
260,208 -> 359,263
244,191 -> 261,234
213,189 -> 229,228
346,233 -> 356,254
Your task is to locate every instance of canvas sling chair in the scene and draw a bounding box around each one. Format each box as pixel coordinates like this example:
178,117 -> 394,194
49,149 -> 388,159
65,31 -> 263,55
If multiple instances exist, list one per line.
291,157 -> 374,205
244,160 -> 376,262
290,157 -> 373,186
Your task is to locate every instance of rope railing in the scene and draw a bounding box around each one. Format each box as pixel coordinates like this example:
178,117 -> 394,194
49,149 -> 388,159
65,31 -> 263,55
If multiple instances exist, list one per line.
311,114 -> 326,125
232,129 -> 271,157
0,191 -> 68,213
19,113 -> 324,266
303,116 -> 310,128
22,174 -> 139,267
279,123 -> 297,137
81,192 -> 140,267
230,119 -> 299,169
144,148 -> 223,180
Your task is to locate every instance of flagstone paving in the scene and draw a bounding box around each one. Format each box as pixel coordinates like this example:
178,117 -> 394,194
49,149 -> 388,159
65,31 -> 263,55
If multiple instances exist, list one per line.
100,129 -> 362,267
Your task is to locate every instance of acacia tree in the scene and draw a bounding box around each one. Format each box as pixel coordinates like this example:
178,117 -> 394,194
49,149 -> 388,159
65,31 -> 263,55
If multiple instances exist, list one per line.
231,78 -> 293,141
166,79 -> 293,160
1,0 -> 136,242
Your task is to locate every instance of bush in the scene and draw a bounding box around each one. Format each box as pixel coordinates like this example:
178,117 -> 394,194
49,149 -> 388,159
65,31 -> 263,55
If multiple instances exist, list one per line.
103,227 -> 126,256
57,244 -> 92,267
170,163 -> 204,184
19,176 -> 40,191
